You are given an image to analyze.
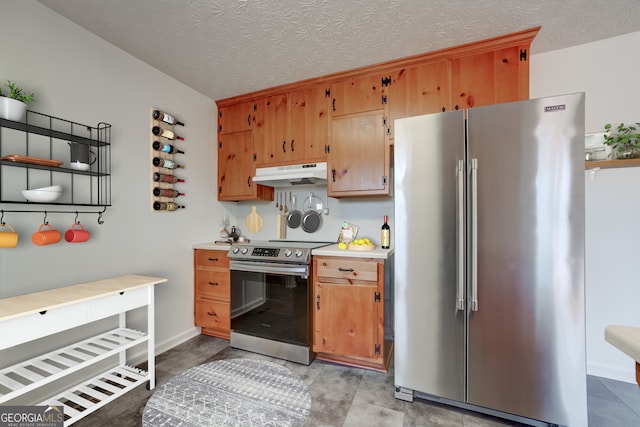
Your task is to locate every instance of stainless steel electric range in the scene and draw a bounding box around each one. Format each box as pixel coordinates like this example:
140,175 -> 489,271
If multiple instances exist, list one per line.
227,241 -> 332,365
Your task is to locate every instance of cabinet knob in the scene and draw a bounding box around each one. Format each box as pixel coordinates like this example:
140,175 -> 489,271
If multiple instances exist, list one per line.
208,258 -> 218,262
338,267 -> 354,273
208,281 -> 219,286
207,311 -> 218,317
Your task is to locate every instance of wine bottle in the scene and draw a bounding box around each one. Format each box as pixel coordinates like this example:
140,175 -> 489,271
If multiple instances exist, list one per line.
152,126 -> 184,141
381,215 -> 390,249
153,172 -> 184,183
153,157 -> 184,169
152,109 -> 184,126
153,187 -> 185,198
153,201 -> 184,211
152,140 -> 184,154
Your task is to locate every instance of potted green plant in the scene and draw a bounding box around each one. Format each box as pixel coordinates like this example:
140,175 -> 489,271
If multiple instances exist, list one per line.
0,80 -> 35,122
603,122 -> 640,159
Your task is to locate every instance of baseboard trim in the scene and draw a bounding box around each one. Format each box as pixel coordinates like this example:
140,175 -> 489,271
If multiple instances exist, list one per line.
129,327 -> 202,366
588,361 -> 636,384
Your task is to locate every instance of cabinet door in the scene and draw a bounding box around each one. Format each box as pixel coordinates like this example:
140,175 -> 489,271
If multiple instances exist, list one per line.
330,74 -> 386,116
217,131 -> 255,200
451,45 -> 529,110
313,282 -> 378,359
329,110 -> 388,196
254,94 -> 289,165
289,86 -> 329,162
388,60 -> 451,139
218,101 -> 254,134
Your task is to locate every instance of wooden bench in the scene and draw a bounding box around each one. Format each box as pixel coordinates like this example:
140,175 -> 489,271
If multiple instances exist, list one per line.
605,325 -> 640,386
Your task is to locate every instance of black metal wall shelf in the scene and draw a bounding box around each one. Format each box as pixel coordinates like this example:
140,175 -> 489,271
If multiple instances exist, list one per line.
0,110 -> 111,209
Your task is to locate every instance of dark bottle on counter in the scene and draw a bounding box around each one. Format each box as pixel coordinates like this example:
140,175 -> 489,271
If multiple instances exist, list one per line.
152,109 -> 185,126
153,172 -> 184,183
153,187 -> 185,198
381,215 -> 390,249
153,140 -> 184,154
152,126 -> 184,141
153,157 -> 184,169
153,201 -> 184,211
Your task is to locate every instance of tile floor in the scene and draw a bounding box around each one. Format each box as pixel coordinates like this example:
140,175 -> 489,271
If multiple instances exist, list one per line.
73,334 -> 640,427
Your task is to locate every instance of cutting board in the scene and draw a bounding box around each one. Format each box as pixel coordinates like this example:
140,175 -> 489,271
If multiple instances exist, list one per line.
245,206 -> 263,233
276,213 -> 287,239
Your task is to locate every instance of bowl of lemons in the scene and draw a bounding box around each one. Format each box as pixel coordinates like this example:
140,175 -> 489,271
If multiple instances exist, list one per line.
339,237 -> 375,251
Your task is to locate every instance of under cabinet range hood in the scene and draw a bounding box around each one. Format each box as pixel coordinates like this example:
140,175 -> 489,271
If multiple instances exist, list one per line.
252,162 -> 327,187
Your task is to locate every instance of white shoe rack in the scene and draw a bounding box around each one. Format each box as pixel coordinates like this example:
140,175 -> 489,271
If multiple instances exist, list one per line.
0,275 -> 166,426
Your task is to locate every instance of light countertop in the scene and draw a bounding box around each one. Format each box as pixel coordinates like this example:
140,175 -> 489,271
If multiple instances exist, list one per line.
192,242 -> 234,251
312,244 -> 393,259
0,274 -> 167,322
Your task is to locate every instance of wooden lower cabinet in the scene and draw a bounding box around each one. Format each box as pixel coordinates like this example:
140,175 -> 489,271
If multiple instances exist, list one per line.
312,255 -> 393,372
194,249 -> 231,339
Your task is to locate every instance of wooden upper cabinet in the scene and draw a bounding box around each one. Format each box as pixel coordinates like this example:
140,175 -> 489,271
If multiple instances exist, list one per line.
254,94 -> 288,165
218,131 -> 273,201
451,44 -> 530,110
217,131 -> 254,200
218,101 -> 254,135
289,86 -> 329,162
254,86 -> 329,166
387,60 -> 451,139
329,110 -> 388,197
216,28 -> 538,200
330,74 -> 387,116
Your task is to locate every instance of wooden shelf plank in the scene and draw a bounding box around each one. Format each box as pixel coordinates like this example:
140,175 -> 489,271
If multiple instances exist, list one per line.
585,159 -> 640,169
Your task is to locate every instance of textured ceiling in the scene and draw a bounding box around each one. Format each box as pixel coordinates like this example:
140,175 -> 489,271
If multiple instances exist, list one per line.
38,0 -> 640,101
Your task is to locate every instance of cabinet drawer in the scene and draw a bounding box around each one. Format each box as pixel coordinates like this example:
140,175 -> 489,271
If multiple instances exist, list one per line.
0,304 -> 87,349
316,258 -> 378,282
195,270 -> 230,301
195,250 -> 229,268
195,298 -> 230,331
87,287 -> 149,322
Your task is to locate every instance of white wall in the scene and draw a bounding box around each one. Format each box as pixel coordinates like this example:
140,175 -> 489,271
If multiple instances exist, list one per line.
531,31 -> 640,383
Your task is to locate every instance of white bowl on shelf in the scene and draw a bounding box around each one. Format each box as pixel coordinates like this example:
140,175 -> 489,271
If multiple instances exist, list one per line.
70,161 -> 90,171
22,185 -> 62,203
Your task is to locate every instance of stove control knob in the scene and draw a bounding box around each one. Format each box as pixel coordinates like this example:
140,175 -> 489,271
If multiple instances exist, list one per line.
241,247 -> 249,255
284,249 -> 292,257
295,249 -> 304,258
232,247 -> 240,254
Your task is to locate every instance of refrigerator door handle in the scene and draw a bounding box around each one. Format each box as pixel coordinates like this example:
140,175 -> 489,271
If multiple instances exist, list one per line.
456,159 -> 465,311
471,158 -> 479,311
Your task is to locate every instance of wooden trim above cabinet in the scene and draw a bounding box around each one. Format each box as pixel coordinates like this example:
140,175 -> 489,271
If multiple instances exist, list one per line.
216,27 -> 540,107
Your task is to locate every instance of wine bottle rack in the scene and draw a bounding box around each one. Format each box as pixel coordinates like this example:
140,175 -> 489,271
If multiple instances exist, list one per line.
150,107 -> 184,212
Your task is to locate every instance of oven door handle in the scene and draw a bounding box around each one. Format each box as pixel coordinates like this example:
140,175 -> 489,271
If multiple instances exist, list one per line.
230,260 -> 309,278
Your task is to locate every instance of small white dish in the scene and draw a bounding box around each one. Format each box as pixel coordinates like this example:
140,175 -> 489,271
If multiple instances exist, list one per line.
22,186 -> 62,203
70,161 -> 90,171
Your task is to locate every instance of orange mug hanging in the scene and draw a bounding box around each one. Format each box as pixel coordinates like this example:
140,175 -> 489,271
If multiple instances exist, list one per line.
32,223 -> 62,246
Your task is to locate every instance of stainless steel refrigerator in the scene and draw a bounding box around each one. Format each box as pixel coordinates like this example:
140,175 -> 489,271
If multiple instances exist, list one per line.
393,93 -> 587,426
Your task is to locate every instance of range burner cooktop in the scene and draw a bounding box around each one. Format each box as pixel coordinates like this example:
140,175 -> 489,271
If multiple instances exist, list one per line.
227,240 -> 332,264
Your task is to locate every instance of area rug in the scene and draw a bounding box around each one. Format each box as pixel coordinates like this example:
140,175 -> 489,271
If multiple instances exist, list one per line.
142,358 -> 311,427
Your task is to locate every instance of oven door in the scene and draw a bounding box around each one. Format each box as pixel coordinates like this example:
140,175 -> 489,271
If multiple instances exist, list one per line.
229,261 -> 311,347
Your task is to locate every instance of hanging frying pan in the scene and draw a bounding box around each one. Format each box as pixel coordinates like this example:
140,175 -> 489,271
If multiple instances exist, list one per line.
287,194 -> 302,229
301,192 -> 323,233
